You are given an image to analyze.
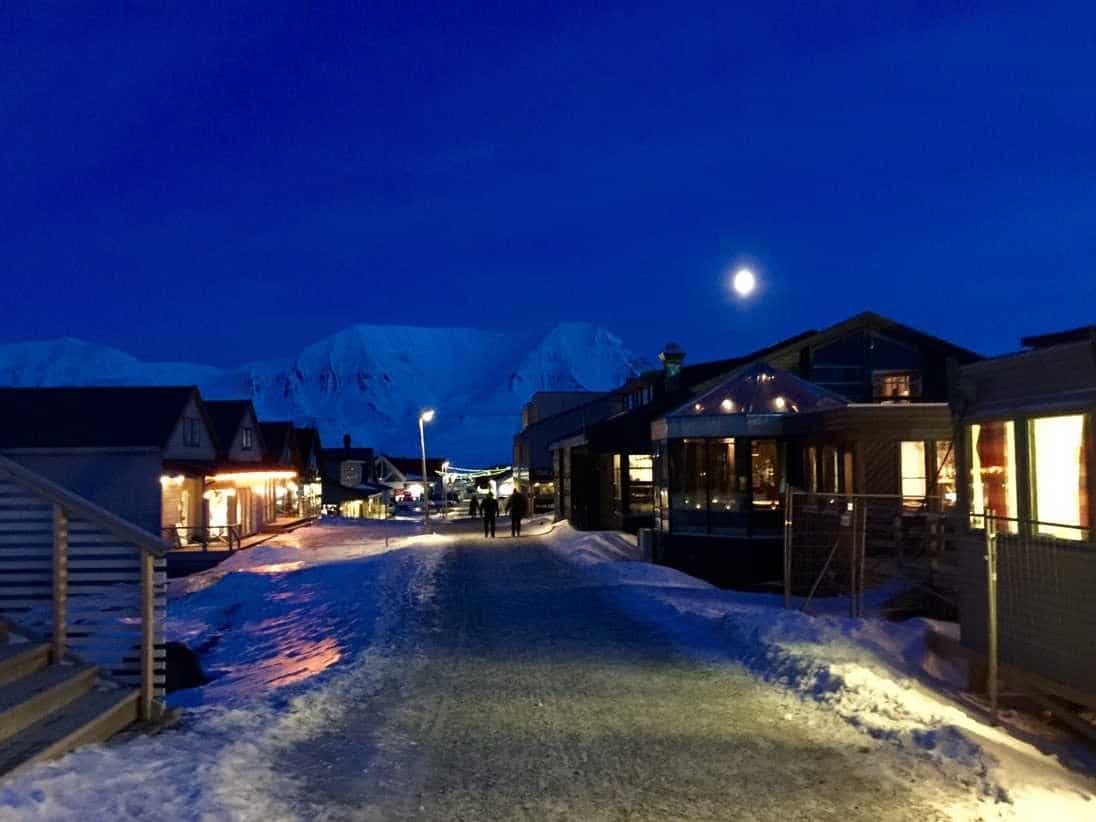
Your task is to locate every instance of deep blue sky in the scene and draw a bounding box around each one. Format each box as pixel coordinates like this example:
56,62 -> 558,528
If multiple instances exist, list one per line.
3,2 -> 1094,366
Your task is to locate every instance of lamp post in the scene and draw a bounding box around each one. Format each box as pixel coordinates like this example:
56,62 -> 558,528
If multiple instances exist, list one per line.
418,409 -> 435,531
441,460 -> 450,521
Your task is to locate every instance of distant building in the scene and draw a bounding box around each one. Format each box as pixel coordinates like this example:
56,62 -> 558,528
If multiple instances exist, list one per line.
319,437 -> 388,519
375,455 -> 448,500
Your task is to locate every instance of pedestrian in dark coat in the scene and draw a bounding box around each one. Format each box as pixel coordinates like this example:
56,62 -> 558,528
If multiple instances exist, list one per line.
507,489 -> 528,537
481,493 -> 499,538
468,496 -> 479,518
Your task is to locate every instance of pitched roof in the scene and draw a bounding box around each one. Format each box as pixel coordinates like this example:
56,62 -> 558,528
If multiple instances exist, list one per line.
666,361 -> 847,418
806,311 -> 981,361
203,400 -> 258,456
383,456 -> 447,479
0,386 -> 200,449
259,422 -> 296,464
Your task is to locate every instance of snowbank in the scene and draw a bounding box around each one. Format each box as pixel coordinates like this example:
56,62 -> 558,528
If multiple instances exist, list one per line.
541,522 -> 1096,821
0,521 -> 448,820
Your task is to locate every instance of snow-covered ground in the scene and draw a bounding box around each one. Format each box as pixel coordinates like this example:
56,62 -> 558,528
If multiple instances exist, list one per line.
0,520 -> 448,820
539,522 -> 1096,820
0,519 -> 1092,820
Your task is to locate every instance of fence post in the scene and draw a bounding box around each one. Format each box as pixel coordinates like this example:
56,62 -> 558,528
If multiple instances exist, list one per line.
849,500 -> 857,619
52,505 -> 68,663
783,486 -> 793,609
140,551 -> 155,722
984,511 -> 999,723
858,503 -> 867,618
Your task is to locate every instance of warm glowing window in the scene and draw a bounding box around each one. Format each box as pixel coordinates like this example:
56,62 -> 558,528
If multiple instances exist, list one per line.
873,371 -> 922,402
935,441 -> 957,506
901,441 -> 927,501
1031,415 -> 1090,540
970,421 -> 1018,533
751,440 -> 782,508
627,454 -> 654,513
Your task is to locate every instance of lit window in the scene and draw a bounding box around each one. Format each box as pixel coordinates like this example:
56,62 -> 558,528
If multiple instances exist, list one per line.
751,440 -> 782,509
970,421 -> 1018,533
1031,415 -> 1090,540
873,371 -> 922,402
901,441 -> 927,503
934,441 -> 957,506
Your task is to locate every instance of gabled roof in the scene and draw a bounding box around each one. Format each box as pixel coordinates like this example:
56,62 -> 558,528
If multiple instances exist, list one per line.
382,456 -> 447,479
259,422 -> 296,464
1020,325 -> 1096,349
804,311 -> 981,362
204,399 -> 263,457
666,361 -> 847,418
0,386 -> 203,449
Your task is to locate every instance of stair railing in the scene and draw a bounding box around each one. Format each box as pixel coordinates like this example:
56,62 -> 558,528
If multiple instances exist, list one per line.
0,455 -> 167,721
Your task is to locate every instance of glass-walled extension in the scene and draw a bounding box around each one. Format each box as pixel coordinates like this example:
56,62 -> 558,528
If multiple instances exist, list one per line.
967,413 -> 1091,540
656,437 -> 787,536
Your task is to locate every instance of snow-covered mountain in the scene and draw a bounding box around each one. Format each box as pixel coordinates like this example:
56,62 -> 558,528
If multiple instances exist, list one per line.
0,323 -> 651,463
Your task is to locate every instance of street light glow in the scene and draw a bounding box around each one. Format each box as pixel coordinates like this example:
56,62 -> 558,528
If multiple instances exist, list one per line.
732,267 -> 757,297
420,409 -> 436,423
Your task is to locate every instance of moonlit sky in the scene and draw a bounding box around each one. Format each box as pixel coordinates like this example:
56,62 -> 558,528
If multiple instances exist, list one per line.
3,2 -> 1094,366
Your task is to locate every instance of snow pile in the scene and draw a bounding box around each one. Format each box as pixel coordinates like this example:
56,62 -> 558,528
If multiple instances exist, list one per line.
542,523 -> 1096,820
0,521 -> 448,820
0,321 -> 651,463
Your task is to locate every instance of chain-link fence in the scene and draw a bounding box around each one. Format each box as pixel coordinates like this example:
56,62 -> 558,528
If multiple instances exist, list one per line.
961,513 -> 1096,719
783,490 -> 958,618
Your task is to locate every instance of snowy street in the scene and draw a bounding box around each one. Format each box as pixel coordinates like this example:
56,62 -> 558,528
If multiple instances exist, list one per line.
0,521 -> 1092,820
272,536 -> 978,821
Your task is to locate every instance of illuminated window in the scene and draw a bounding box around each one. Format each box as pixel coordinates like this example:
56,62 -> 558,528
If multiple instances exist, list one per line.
934,441 -> 957,506
627,454 -> 654,513
669,440 -> 708,533
873,371 -> 922,402
970,421 -> 1018,533
901,441 -> 927,501
751,440 -> 782,508
1031,415 -> 1090,540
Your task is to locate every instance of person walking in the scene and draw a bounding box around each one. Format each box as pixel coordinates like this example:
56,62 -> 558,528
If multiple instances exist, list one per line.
468,495 -> 479,518
507,488 -> 528,537
481,492 -> 499,538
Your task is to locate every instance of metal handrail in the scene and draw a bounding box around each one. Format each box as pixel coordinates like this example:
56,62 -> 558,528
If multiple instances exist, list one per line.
0,455 -> 167,557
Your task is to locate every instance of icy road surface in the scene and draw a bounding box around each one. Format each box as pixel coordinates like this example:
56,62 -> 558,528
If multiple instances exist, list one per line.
272,538 -> 975,821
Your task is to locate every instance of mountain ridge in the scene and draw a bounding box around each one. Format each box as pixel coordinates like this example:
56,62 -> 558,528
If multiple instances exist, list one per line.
0,322 -> 652,463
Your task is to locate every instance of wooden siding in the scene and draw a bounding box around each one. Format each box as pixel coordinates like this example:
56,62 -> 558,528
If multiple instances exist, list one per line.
957,340 -> 1096,420
0,481 -> 166,695
861,439 -> 900,496
163,395 -> 217,461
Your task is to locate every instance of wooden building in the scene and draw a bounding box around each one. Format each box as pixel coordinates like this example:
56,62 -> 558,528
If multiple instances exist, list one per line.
952,327 -> 1096,697
320,443 -> 390,519
550,312 -> 980,586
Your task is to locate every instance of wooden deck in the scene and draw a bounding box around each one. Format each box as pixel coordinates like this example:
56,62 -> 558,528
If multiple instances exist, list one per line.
166,516 -> 317,577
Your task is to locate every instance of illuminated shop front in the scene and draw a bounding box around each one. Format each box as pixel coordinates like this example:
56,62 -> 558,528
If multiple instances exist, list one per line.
652,362 -> 957,540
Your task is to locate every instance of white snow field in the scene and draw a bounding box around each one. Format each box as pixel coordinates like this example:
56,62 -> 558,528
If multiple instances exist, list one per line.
0,520 -> 1091,820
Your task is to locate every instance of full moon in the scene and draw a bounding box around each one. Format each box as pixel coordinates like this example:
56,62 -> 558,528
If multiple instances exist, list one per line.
732,267 -> 757,297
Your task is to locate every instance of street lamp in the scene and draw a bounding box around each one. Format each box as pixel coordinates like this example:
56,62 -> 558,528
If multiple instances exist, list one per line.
418,409 -> 435,531
441,460 -> 450,521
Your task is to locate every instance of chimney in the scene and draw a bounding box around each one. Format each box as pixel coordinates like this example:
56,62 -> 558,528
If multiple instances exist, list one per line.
343,433 -> 352,450
659,342 -> 686,388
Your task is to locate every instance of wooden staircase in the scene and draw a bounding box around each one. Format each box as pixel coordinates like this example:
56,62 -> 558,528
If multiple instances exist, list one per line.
0,456 -> 167,777
0,625 -> 140,776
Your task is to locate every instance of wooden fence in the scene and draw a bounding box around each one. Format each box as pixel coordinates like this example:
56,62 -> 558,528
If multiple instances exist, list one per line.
0,455 -> 166,719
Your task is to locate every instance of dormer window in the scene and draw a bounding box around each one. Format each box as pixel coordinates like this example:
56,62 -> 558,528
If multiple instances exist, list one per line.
183,417 -> 201,447
241,426 -> 254,450
873,371 -> 921,403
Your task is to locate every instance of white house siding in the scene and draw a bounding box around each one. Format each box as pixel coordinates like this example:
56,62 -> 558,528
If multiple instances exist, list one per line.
163,395 -> 217,462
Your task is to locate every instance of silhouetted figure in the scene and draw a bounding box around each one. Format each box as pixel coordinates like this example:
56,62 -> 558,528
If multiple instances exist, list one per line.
481,493 -> 499,538
507,489 -> 528,537
468,496 -> 479,518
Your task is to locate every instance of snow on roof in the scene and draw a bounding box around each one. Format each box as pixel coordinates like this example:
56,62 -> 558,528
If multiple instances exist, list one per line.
666,361 -> 847,418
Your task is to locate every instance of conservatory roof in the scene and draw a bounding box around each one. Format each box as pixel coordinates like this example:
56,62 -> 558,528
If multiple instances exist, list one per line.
665,361 -> 847,419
